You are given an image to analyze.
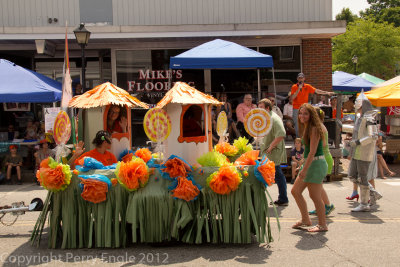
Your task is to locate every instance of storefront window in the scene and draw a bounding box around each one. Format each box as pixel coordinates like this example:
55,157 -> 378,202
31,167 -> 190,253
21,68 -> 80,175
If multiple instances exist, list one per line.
115,49 -> 204,147
115,45 -> 301,147
116,49 -> 204,105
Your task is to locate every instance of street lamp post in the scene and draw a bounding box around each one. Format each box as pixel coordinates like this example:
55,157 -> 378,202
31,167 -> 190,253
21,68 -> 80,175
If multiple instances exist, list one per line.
73,23 -> 91,92
351,55 -> 358,75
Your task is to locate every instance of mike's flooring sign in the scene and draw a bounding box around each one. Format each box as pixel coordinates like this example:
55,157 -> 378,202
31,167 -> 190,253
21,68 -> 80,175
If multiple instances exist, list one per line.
128,69 -> 194,92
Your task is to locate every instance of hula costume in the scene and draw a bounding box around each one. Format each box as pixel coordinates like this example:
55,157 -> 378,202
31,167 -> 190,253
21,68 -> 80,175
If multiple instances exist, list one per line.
323,132 -> 333,175
301,139 -> 327,184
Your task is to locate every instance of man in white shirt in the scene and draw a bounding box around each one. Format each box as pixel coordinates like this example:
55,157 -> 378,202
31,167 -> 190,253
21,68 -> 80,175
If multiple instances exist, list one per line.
283,98 -> 296,139
268,97 -> 283,119
283,98 -> 293,118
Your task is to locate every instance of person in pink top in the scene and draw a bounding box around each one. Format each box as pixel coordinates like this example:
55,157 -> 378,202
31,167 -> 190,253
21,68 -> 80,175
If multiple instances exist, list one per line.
236,94 -> 257,141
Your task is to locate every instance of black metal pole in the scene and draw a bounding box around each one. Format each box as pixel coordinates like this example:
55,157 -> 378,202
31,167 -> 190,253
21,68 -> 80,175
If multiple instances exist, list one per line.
81,44 -> 86,92
353,63 -> 356,75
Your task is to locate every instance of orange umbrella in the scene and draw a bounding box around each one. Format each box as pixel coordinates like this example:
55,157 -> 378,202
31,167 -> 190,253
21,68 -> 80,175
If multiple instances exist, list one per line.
68,82 -> 148,109
364,81 -> 400,107
156,82 -> 222,108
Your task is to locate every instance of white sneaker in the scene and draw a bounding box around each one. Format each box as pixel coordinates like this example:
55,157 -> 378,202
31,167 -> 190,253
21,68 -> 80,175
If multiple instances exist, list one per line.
352,204 -> 370,212
370,190 -> 383,206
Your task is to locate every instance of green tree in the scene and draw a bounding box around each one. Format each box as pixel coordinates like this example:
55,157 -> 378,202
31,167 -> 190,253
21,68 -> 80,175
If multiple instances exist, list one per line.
361,0 -> 400,26
335,8 -> 358,24
332,19 -> 400,79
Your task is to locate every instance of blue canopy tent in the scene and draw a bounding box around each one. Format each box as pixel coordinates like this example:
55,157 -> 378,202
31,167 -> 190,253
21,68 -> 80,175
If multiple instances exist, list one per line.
0,59 -> 62,103
170,39 -> 275,100
332,71 -> 375,94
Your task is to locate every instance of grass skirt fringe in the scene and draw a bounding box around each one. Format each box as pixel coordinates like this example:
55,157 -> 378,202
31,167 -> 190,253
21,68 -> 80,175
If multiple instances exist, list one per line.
32,167 -> 277,248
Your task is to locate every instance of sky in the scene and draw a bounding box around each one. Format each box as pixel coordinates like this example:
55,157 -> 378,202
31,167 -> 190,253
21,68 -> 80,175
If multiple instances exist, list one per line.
332,0 -> 371,18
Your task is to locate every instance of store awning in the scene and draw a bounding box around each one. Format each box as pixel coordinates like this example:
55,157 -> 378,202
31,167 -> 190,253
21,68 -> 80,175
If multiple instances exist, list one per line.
332,71 -> 375,93
364,81 -> 400,107
170,39 -> 274,69
0,59 -> 62,103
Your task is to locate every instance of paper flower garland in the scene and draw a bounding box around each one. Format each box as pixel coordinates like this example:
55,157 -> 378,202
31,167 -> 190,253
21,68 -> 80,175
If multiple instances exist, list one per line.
76,157 -> 117,172
115,156 -> 149,191
207,165 -> 242,195
254,156 -> 275,187
196,151 -> 229,167
214,142 -> 238,157
161,155 -> 192,180
233,137 -> 253,154
234,150 -> 259,166
79,174 -> 112,204
36,157 -> 72,192
119,149 -> 134,163
171,176 -> 201,201
160,155 -> 200,201
135,148 -> 152,163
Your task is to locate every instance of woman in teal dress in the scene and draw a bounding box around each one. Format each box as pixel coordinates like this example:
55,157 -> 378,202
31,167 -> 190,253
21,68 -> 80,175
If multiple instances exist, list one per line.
291,103 -> 328,232
308,108 -> 335,216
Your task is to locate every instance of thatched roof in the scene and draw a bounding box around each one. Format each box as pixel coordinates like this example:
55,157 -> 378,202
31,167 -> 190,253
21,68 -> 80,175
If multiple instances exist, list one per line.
68,82 -> 149,109
156,82 -> 222,108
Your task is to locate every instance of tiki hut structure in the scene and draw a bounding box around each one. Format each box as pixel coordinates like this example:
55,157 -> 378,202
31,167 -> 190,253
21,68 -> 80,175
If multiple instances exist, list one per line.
156,82 -> 222,164
69,82 -> 148,157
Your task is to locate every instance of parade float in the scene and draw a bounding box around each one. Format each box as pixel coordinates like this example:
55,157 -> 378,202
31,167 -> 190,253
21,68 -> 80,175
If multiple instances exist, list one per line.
31,82 -> 278,249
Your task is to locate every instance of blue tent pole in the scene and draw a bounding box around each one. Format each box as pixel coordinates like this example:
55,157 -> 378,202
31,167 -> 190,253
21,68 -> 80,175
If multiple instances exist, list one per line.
257,69 -> 261,101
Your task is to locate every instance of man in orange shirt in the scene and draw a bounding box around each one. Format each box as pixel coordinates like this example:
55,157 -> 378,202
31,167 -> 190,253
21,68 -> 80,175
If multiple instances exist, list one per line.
290,73 -> 332,136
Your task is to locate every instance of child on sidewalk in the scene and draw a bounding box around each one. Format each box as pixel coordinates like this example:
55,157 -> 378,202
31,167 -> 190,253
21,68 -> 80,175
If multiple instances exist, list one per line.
4,145 -> 23,185
290,138 -> 304,184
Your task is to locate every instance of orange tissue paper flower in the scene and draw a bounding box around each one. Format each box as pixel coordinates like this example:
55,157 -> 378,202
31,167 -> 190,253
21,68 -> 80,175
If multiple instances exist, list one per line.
171,177 -> 200,201
111,178 -> 118,186
40,157 -> 50,169
258,160 -> 275,186
234,150 -> 259,166
162,157 -> 191,178
36,157 -> 72,192
121,153 -> 133,163
115,157 -> 149,191
207,165 -> 242,195
37,166 -> 68,191
135,148 -> 152,163
214,142 -> 238,157
80,178 -> 109,204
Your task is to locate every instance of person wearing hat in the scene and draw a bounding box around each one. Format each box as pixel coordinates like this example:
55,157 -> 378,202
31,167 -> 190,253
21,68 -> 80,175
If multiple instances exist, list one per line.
290,73 -> 333,136
4,145 -> 23,185
68,130 -> 117,169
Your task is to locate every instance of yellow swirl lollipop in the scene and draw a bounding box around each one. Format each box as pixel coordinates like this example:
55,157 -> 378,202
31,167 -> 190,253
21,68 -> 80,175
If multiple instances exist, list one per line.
143,108 -> 171,142
244,108 -> 272,137
53,110 -> 71,145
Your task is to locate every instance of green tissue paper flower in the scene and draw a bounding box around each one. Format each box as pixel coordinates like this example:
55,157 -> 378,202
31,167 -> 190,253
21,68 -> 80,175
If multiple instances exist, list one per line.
197,151 -> 229,167
233,137 -> 253,155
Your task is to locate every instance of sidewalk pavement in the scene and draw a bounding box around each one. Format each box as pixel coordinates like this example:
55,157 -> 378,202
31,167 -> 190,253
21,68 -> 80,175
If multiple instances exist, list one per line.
0,174 -> 400,266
